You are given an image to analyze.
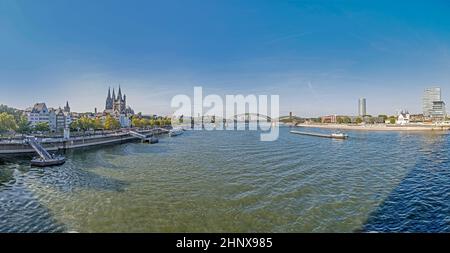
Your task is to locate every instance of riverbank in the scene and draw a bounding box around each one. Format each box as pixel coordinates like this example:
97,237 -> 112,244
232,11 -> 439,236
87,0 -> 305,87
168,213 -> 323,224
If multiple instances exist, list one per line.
294,123 -> 450,131
0,128 -> 170,155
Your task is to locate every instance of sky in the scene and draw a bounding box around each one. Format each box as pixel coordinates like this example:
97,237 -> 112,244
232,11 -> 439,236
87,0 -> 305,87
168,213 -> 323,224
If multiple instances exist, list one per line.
0,0 -> 449,117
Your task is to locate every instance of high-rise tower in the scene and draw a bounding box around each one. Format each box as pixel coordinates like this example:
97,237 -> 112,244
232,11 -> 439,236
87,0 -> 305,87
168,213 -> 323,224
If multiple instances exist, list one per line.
358,98 -> 367,117
423,87 -> 441,117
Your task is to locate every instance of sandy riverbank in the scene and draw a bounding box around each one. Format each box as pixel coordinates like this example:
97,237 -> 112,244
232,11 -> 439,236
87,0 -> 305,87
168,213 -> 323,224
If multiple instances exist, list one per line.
293,123 -> 450,131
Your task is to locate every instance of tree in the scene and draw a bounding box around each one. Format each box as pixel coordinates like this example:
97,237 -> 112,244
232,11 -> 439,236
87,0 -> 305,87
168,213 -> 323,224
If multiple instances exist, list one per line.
389,117 -> 396,124
149,119 -> 155,127
70,120 -> 80,131
0,112 -> 17,133
77,117 -> 94,131
16,115 -> 31,134
378,115 -> 388,122
93,118 -> 104,130
0,105 -> 21,122
343,116 -> 351,124
355,117 -> 363,124
131,116 -> 142,128
163,117 -> 171,126
104,115 -> 120,130
34,122 -> 50,132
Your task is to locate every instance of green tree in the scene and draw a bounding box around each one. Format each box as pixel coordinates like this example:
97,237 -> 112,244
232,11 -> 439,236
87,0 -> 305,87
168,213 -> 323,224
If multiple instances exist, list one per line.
93,118 -> 104,129
389,117 -> 396,124
104,115 -> 120,130
164,117 -> 171,126
70,120 -> 80,131
0,112 -> 18,133
378,115 -> 388,122
0,104 -> 21,122
34,122 -> 50,132
355,117 -> 363,124
342,116 -> 351,124
149,119 -> 155,127
77,117 -> 94,131
16,115 -> 31,134
131,116 -> 142,128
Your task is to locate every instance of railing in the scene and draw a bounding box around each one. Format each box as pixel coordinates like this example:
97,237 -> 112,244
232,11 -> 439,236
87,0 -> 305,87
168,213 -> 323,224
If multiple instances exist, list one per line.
26,137 -> 52,160
129,131 -> 148,139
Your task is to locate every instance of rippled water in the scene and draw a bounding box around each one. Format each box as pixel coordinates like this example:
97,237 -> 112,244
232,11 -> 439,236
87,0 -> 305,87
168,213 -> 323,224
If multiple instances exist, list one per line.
0,126 -> 449,232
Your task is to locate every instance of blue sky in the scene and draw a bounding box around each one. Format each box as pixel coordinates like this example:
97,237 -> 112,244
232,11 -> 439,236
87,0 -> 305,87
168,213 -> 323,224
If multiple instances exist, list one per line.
0,0 -> 449,116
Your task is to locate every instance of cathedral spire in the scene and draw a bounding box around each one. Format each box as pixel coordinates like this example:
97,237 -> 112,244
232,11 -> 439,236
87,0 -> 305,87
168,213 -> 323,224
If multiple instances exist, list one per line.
118,85 -> 122,100
112,88 -> 116,100
107,87 -> 111,99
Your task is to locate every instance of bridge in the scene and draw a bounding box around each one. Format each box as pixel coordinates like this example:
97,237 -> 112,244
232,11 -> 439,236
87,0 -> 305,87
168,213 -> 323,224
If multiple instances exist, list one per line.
230,113 -> 272,122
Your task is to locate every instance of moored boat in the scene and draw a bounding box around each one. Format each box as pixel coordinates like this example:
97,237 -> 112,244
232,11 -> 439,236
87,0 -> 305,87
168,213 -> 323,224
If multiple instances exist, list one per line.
30,155 -> 66,167
169,128 -> 184,137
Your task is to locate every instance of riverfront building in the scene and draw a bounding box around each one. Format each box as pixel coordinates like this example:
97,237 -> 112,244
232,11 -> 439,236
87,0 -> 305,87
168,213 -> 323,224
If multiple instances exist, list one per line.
423,87 -> 441,117
358,98 -> 367,117
27,102 -> 72,132
397,111 -> 410,125
27,103 -> 50,127
321,115 -> 337,123
431,101 -> 446,122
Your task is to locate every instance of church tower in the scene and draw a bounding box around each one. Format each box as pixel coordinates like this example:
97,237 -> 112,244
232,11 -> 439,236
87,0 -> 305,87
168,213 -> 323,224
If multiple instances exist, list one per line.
105,86 -> 128,114
64,101 -> 71,113
105,87 -> 113,110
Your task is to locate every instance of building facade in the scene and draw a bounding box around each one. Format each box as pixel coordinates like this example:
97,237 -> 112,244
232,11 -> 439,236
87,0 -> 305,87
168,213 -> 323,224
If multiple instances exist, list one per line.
27,102 -> 72,132
105,86 -> 133,114
321,115 -> 337,123
423,87 -> 441,117
430,101 -> 446,122
27,103 -> 49,127
104,86 -> 134,127
358,98 -> 367,117
397,111 -> 410,125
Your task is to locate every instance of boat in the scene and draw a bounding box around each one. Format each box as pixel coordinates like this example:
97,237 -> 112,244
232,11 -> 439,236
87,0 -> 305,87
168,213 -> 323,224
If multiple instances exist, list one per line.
331,132 -> 349,139
290,130 -> 349,139
143,137 -> 159,144
30,155 -> 66,167
169,128 -> 184,137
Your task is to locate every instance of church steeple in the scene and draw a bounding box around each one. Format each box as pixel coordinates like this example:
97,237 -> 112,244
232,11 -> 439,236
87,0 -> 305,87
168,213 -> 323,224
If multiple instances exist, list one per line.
64,101 -> 70,113
118,85 -> 122,100
105,86 -> 130,114
105,87 -> 114,110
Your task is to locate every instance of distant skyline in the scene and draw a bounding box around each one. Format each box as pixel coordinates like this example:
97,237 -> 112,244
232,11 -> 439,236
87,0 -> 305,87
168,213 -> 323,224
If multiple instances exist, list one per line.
1,0 -> 450,117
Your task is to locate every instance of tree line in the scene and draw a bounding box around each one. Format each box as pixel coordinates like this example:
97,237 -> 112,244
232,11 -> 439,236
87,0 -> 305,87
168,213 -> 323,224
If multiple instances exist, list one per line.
1,104 -> 172,135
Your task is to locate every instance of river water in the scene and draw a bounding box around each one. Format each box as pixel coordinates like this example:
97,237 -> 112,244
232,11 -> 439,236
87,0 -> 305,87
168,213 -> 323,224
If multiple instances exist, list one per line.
0,126 -> 449,232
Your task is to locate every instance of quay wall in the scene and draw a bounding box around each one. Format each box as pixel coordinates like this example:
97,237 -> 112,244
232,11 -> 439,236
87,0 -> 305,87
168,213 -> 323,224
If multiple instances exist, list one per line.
0,129 -> 161,155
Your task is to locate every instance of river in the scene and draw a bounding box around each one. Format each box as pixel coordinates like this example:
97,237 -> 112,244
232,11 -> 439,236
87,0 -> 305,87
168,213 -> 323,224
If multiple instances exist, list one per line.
0,126 -> 449,232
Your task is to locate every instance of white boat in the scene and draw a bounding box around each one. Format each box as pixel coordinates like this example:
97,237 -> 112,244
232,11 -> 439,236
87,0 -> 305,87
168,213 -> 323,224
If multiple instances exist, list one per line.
331,133 -> 348,139
169,128 -> 184,137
